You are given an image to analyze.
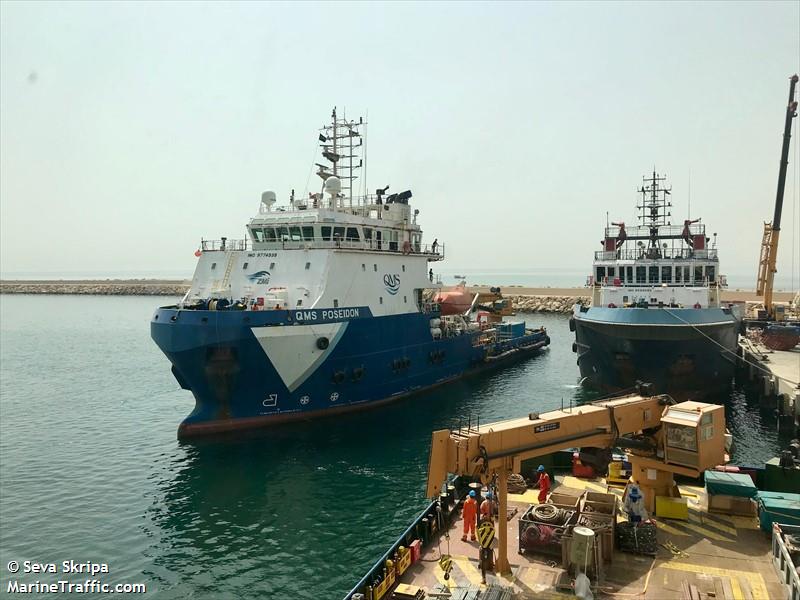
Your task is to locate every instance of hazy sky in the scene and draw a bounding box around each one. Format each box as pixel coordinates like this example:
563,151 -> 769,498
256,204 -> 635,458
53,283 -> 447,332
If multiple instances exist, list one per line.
2,1 -> 799,283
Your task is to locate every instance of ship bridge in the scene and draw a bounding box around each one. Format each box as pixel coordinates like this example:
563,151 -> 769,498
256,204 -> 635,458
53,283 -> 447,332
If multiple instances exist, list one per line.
588,171 -> 727,309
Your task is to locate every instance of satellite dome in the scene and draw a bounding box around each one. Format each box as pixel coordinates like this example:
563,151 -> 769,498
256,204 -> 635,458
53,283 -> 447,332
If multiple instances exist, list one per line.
261,190 -> 277,209
324,176 -> 342,196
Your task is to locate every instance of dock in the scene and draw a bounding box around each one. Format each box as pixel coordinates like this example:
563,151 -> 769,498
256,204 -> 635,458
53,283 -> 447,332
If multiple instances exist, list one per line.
739,337 -> 800,434
347,475 -> 787,600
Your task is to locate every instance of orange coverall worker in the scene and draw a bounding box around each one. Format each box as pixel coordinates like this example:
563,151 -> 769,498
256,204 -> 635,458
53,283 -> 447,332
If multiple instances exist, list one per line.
537,472 -> 551,504
462,496 -> 478,540
480,498 -> 494,521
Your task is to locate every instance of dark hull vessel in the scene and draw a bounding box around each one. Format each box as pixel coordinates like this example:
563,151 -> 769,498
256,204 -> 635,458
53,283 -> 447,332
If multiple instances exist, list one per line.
573,171 -> 740,396
573,306 -> 738,394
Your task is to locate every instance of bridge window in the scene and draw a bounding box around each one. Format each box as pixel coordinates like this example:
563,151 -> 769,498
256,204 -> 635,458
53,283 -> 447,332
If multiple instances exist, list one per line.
276,226 -> 289,241
661,266 -> 672,284
648,266 -> 659,283
596,266 -> 606,281
345,227 -> 360,241
264,228 -> 277,242
694,265 -> 703,283
706,266 -> 716,282
302,226 -> 315,241
290,226 -> 302,241
675,267 -> 682,283
364,227 -> 373,242
321,226 -> 332,241
636,266 -> 646,283
333,227 -> 345,240
251,228 -> 264,243
626,267 -> 633,283
607,267 -> 615,278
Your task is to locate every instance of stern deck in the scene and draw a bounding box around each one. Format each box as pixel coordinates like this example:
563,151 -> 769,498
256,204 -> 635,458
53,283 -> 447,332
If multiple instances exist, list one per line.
389,476 -> 784,599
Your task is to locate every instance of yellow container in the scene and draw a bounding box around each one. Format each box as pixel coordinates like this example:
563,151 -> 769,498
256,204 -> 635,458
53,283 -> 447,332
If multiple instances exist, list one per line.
655,496 -> 689,520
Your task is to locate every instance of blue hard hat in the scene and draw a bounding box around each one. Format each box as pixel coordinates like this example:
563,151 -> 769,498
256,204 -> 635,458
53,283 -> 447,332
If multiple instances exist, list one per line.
629,488 -> 641,499
537,465 -> 545,472
486,491 -> 493,499
469,490 -> 476,497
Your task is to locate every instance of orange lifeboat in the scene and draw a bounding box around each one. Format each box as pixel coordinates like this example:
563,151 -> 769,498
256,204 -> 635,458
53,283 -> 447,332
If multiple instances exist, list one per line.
433,283 -> 474,316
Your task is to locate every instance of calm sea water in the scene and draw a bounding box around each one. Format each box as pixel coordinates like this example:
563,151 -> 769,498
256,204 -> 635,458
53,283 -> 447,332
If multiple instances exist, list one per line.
0,295 -> 788,599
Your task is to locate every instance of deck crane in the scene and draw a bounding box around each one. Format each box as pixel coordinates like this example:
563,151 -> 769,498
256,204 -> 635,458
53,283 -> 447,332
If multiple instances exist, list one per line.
425,393 -> 726,574
756,74 -> 799,319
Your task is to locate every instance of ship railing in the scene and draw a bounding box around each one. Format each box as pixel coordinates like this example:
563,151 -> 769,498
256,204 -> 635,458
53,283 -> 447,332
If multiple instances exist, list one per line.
264,193 -> 413,213
594,248 -> 718,261
200,238 -> 250,252
603,223 -> 705,238
248,239 -> 445,259
589,276 -> 718,288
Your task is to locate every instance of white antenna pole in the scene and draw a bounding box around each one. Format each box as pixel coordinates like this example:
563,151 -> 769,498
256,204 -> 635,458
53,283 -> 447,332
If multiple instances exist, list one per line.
688,168 -> 691,220
363,109 -> 368,200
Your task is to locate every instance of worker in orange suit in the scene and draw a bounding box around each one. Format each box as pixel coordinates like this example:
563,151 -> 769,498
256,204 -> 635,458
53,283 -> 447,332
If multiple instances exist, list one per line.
461,490 -> 478,541
535,465 -> 551,504
479,491 -> 495,522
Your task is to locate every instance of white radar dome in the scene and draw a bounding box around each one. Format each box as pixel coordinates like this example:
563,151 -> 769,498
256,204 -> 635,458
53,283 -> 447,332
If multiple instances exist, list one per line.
324,176 -> 342,196
261,190 -> 276,210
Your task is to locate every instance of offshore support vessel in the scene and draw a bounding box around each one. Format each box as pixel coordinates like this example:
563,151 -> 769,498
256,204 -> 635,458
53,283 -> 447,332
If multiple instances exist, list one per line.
151,109 -> 550,438
571,171 -> 740,395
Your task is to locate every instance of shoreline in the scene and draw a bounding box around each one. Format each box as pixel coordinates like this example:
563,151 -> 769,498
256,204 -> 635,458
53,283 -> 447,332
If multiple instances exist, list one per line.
0,280 -> 793,306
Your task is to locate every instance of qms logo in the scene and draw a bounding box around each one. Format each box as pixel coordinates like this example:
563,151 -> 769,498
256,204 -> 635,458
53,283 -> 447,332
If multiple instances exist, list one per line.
247,270 -> 271,285
383,274 -> 400,295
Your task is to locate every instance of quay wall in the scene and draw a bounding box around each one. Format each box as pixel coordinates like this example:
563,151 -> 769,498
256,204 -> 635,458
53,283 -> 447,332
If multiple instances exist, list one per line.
0,281 -> 790,314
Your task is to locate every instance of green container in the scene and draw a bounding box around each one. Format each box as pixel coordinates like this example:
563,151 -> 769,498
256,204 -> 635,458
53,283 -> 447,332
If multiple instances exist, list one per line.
763,458 -> 800,493
757,491 -> 800,532
704,470 -> 758,498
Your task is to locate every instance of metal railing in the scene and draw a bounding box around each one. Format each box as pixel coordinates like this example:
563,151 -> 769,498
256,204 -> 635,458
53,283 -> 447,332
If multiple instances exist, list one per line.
201,238 -> 445,259
603,224 -> 705,238
594,248 -> 718,261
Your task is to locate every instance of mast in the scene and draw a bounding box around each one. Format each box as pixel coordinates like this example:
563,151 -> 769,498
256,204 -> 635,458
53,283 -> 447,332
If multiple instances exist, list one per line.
317,108 -> 366,209
637,170 -> 672,249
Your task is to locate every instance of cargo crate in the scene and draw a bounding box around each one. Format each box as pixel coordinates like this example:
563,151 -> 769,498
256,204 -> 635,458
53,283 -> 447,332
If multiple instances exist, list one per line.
655,496 -> 689,521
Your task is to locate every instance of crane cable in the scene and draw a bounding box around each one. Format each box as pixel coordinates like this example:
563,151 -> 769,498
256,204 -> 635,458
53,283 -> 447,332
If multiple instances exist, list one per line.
662,308 -> 799,387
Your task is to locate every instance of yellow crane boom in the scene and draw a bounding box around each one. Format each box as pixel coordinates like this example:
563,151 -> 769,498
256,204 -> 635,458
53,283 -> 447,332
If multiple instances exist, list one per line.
756,74 -> 798,318
426,393 -> 726,573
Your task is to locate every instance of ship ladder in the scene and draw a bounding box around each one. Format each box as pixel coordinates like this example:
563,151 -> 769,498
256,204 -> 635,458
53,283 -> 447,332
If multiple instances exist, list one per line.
213,252 -> 236,296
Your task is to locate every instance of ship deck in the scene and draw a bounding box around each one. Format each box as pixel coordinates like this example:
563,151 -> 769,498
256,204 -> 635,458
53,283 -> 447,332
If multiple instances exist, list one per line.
395,475 -> 784,599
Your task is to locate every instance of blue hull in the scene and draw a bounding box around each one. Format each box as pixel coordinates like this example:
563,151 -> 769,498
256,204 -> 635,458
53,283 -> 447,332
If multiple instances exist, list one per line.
151,307 -> 549,438
572,306 -> 738,395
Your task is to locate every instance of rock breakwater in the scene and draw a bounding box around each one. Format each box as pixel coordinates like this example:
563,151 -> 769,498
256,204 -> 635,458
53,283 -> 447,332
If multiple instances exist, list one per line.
0,280 -> 190,296
509,295 -> 587,314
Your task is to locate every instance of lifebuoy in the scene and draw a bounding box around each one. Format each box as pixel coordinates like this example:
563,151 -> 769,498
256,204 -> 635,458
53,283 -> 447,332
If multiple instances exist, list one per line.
693,303 -> 702,309
608,303 -> 617,308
